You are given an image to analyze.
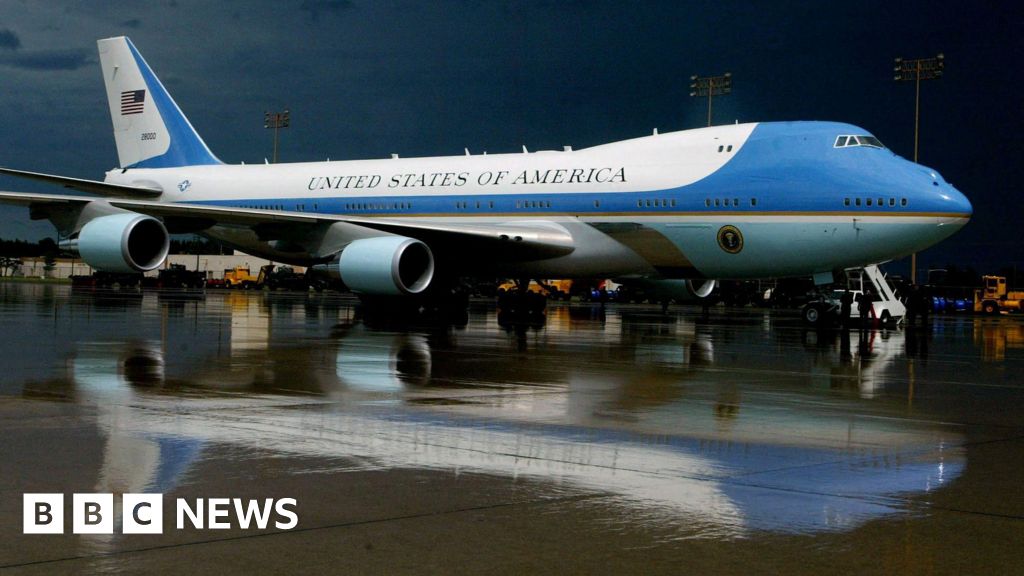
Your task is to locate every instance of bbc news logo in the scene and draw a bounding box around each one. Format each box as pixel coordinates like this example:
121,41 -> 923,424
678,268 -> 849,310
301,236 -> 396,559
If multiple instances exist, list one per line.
24,494 -> 298,534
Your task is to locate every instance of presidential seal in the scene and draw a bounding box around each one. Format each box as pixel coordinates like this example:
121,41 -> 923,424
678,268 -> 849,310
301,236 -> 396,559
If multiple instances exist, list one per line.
717,225 -> 743,254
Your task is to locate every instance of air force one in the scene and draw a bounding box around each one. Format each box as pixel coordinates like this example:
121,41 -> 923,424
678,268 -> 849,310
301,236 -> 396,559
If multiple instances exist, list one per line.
0,37 -> 971,300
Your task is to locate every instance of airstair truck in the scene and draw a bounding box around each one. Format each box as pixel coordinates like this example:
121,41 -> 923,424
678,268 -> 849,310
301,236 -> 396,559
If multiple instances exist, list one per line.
802,265 -> 906,326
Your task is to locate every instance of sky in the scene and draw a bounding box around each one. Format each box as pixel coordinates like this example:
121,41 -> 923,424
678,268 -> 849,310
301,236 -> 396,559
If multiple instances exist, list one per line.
0,0 -> 1021,277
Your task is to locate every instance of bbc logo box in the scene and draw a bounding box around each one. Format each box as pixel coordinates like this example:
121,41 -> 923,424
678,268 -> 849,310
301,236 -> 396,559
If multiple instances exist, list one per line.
23,493 -> 163,535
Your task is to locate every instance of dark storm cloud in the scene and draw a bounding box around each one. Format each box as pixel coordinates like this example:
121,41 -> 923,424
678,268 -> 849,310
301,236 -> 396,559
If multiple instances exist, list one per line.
0,0 -> 1021,272
0,48 -> 93,70
0,28 -> 20,50
300,0 -> 353,21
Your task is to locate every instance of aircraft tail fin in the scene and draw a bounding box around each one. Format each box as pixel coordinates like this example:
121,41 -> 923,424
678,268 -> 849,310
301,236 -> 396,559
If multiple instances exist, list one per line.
97,36 -> 222,169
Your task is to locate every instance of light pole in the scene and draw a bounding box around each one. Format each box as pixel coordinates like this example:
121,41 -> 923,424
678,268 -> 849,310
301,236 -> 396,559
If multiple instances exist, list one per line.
690,73 -> 732,127
264,109 -> 290,164
894,53 -> 943,284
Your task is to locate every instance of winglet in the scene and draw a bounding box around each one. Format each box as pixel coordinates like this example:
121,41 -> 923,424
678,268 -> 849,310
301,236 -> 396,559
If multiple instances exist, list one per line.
97,36 -> 222,169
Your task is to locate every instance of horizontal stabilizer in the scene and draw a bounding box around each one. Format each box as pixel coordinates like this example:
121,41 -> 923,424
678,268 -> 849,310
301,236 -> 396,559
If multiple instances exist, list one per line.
0,167 -> 163,198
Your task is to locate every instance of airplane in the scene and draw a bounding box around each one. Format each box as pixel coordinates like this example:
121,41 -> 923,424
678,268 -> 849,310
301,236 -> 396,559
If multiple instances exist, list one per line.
0,36 -> 972,304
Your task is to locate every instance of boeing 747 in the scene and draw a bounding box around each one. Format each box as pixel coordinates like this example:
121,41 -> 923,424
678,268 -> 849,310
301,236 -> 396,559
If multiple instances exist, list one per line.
0,37 -> 972,303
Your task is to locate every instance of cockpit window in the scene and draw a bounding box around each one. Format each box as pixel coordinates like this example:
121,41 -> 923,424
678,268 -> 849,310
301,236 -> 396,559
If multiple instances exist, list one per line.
834,135 -> 885,149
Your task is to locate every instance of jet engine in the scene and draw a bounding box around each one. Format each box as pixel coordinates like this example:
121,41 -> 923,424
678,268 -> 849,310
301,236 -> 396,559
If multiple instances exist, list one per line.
75,213 -> 170,273
616,278 -> 718,302
686,279 -> 717,298
329,236 -> 434,296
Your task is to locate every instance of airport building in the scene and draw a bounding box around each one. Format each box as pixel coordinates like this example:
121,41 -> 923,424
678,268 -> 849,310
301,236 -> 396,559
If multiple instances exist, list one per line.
11,255 -> 301,280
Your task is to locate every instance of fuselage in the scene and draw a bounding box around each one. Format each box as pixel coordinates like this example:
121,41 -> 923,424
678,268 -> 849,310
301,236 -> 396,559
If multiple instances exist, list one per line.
105,121 -> 972,280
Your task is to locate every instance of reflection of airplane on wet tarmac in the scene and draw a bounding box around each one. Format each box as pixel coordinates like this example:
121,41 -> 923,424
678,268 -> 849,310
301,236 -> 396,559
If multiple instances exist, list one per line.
33,303 -> 963,537
0,37 -> 971,305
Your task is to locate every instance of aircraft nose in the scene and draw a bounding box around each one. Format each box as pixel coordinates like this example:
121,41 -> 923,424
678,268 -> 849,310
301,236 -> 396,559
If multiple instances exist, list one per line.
923,167 -> 971,219
947,184 -> 973,218
935,177 -> 972,219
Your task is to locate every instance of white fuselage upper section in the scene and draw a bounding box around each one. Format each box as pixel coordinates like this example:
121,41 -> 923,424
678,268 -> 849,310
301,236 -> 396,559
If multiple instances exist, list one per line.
106,123 -> 757,205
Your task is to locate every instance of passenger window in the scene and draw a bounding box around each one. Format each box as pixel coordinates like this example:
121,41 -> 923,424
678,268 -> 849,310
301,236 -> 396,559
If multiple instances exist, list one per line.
750,198 -> 757,207
866,198 -> 872,206
889,198 -> 895,207
855,198 -> 861,206
727,145 -> 733,152
844,198 -> 850,206
901,198 -> 908,206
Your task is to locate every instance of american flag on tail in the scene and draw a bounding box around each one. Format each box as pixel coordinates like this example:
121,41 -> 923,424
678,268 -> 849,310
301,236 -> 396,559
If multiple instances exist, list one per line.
120,90 -> 146,115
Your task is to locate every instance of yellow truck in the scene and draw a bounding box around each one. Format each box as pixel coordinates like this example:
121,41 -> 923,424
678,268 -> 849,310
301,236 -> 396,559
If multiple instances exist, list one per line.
974,275 -> 1024,314
496,279 -> 574,300
222,266 -> 259,289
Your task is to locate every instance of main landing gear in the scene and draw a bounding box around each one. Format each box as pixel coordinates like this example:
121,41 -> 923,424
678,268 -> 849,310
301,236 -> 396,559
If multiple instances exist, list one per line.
496,278 -> 548,318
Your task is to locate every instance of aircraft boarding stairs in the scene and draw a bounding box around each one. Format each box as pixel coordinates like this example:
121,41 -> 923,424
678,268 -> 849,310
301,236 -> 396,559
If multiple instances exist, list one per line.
847,265 -> 906,325
802,265 -> 906,326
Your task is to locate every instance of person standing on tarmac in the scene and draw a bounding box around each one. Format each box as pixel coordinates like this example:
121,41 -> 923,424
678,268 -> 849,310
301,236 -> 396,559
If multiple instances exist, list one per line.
857,289 -> 873,329
918,285 -> 930,326
905,285 -> 919,327
840,290 -> 854,328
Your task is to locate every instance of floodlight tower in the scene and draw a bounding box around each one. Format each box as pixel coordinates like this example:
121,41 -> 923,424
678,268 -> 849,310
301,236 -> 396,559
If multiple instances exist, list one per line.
264,109 -> 291,164
690,73 -> 732,127
894,53 -> 943,284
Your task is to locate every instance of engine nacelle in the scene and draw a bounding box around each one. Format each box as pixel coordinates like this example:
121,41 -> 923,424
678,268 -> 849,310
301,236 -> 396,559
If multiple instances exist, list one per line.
686,279 -> 717,298
76,213 -> 170,273
616,278 -> 717,302
333,236 -> 434,296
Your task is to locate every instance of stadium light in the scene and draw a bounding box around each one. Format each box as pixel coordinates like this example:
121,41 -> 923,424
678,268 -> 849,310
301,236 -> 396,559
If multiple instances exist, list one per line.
893,53 -> 943,284
264,110 -> 291,164
689,73 -> 732,127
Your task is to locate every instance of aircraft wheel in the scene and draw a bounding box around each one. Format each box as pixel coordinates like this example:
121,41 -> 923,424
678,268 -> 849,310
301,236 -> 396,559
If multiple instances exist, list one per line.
802,304 -> 825,326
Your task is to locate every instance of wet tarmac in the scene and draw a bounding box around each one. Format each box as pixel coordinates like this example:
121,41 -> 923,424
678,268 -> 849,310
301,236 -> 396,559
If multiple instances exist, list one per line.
1,282 -> 1023,574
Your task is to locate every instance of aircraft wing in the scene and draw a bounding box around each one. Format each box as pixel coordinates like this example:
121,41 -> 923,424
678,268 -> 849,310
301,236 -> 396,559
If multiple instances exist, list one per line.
0,191 -> 575,260
0,167 -> 163,197
0,191 -> 95,207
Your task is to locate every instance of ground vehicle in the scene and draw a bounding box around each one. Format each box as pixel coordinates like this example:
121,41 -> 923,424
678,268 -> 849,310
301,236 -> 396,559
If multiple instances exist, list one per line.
974,275 -> 1024,314
802,265 -> 906,326
155,264 -> 206,289
222,266 -> 259,289
496,279 -> 574,301
260,265 -> 312,291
